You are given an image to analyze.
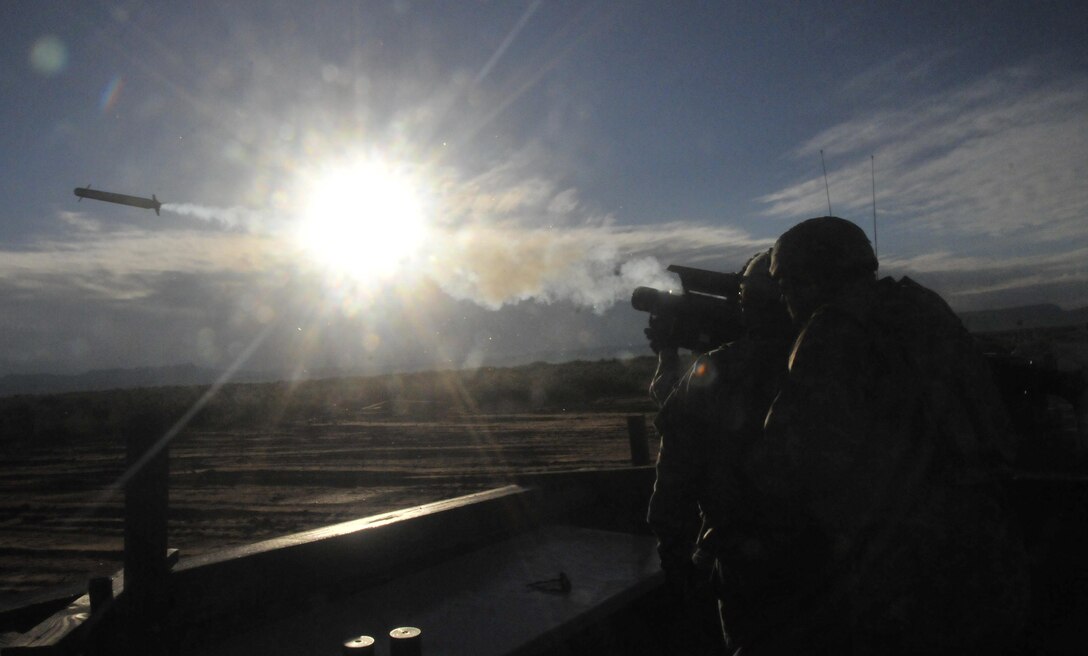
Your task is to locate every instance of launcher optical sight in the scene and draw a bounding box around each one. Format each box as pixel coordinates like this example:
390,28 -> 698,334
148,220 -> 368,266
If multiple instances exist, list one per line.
631,265 -> 745,353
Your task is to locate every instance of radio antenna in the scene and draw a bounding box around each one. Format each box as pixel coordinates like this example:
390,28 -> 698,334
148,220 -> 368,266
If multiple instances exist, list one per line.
871,154 -> 878,257
820,149 -> 833,215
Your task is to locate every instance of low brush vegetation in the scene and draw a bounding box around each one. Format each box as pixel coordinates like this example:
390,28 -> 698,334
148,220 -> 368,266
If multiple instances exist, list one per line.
0,357 -> 662,446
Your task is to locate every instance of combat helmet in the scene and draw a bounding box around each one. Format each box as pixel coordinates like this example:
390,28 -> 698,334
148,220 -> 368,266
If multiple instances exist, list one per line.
770,216 -> 877,283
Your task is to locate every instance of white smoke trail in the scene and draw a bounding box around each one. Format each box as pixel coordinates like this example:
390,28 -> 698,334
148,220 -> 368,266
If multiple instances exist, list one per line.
161,203 -> 271,232
422,225 -> 683,312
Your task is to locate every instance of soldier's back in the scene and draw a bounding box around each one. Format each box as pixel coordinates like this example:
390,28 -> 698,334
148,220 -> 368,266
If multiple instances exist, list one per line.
748,277 -> 1029,653
860,277 -> 1030,652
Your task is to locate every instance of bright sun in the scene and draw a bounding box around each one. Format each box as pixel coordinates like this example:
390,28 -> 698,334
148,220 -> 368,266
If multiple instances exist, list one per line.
296,158 -> 429,280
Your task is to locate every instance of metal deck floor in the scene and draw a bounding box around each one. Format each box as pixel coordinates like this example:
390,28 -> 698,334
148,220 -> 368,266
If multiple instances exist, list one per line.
182,525 -> 663,656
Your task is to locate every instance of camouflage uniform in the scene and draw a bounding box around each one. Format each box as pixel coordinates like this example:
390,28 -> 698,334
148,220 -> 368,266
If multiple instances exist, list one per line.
647,323 -> 794,648
745,276 -> 1029,654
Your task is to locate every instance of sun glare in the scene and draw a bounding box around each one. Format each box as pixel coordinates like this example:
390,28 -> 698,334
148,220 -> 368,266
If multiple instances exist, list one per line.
296,158 -> 429,281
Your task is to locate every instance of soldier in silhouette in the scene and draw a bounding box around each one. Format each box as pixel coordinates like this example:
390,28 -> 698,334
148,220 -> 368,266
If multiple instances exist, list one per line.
740,216 -> 1029,654
647,250 -> 796,652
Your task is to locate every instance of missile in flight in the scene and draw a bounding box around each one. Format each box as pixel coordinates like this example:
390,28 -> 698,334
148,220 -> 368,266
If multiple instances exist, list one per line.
73,186 -> 162,215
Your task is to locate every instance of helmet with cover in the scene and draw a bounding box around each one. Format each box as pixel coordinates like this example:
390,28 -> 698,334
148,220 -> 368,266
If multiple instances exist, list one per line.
769,216 -> 877,284
770,216 -> 878,322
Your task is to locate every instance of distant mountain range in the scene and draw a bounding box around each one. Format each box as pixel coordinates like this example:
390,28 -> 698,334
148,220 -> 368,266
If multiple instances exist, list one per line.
0,364 -> 236,397
0,344 -> 646,398
958,303 -> 1088,333
2,304 -> 1085,397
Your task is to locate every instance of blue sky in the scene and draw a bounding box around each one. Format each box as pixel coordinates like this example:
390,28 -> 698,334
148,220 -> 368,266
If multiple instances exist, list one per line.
2,1 -> 1086,377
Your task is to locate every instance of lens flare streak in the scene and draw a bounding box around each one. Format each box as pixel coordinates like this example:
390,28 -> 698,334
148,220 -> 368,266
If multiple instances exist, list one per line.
99,75 -> 124,112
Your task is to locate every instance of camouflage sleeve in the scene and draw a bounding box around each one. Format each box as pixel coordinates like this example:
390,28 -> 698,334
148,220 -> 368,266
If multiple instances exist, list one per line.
747,310 -> 872,511
646,356 -> 716,568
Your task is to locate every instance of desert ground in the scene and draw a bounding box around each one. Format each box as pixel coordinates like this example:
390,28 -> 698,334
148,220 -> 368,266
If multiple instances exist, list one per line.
3,324 -> 1087,610
0,358 -> 662,607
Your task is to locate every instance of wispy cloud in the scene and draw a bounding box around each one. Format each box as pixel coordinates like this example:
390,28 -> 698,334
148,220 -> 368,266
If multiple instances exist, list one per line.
757,59 -> 1088,308
882,245 -> 1088,310
760,62 -> 1088,245
58,210 -> 103,232
5,204 -> 765,313
0,227 -> 283,300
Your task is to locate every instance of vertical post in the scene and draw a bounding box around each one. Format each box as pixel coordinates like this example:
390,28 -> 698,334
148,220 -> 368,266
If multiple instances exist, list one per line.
88,576 -> 113,615
87,576 -> 115,656
626,415 -> 651,466
124,410 -> 171,653
1076,383 -> 1088,460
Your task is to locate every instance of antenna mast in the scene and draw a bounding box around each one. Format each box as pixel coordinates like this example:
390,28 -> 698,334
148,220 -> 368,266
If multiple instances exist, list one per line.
820,149 -> 833,216
871,154 -> 878,257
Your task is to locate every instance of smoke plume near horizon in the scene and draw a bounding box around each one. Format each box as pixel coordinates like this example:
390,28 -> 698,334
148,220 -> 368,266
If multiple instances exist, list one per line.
155,201 -> 741,314
423,225 -> 678,312
417,218 -> 769,311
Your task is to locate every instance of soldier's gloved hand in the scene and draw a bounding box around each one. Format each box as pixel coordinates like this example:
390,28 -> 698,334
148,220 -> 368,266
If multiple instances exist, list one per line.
644,314 -> 678,354
658,540 -> 698,598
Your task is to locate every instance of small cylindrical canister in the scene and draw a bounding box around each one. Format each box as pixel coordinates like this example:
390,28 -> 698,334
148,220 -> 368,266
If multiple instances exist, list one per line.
389,626 -> 422,656
342,635 -> 376,655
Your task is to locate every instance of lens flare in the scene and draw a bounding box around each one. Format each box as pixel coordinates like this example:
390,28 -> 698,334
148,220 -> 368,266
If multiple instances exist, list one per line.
295,158 -> 430,282
29,35 -> 67,75
99,75 -> 125,112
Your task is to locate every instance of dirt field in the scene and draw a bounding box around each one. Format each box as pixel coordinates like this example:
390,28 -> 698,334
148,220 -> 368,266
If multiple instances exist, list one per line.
4,327 -> 1085,610
0,409 -> 659,606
